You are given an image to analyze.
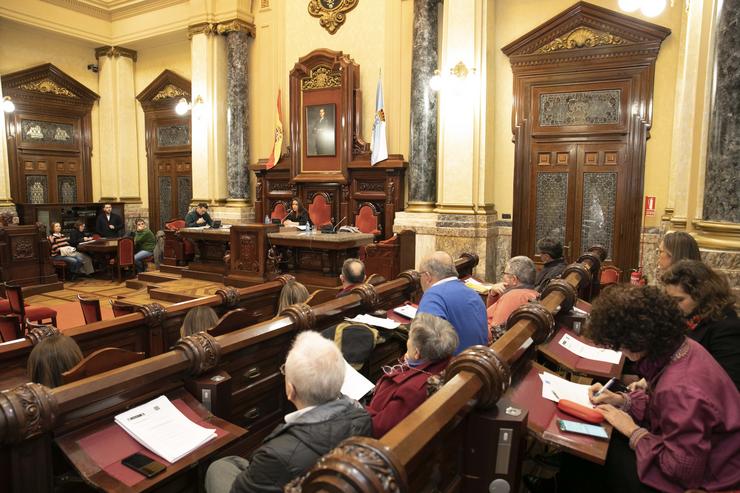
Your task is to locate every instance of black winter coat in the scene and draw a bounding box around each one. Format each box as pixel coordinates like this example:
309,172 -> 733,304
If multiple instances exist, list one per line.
689,308 -> 740,391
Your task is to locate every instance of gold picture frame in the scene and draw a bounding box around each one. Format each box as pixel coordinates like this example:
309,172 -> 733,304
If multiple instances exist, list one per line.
307,0 -> 359,35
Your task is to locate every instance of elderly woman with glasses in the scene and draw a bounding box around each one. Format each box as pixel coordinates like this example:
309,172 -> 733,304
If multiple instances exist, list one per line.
366,313 -> 459,438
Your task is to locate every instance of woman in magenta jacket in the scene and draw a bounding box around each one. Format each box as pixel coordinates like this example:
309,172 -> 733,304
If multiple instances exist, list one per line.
367,313 -> 459,438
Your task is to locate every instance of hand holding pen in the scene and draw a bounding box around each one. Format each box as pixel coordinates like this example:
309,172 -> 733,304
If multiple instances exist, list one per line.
589,378 -> 625,407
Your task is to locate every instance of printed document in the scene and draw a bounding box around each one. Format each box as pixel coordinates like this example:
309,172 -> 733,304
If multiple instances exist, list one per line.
345,314 -> 399,330
558,333 -> 622,364
393,305 -> 417,319
115,395 -> 216,463
341,360 -> 375,400
539,372 -> 593,408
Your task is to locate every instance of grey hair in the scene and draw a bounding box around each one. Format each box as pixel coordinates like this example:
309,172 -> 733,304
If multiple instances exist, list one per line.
419,251 -> 458,282
506,256 -> 536,285
409,313 -> 459,361
285,331 -> 345,406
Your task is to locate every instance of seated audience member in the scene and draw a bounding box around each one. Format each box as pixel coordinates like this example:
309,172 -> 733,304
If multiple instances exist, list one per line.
555,285 -> 740,493
48,222 -> 94,280
282,198 -> 309,227
185,202 -> 213,227
661,260 -> 740,390
180,306 -> 219,338
417,251 -> 488,354
337,258 -> 366,298
277,280 -> 310,313
205,331 -> 372,493
367,313 -> 458,438
68,220 -> 93,248
28,333 -> 83,388
133,218 -> 156,273
96,203 -> 124,238
534,238 -> 567,292
657,231 -> 701,273
487,256 -> 539,330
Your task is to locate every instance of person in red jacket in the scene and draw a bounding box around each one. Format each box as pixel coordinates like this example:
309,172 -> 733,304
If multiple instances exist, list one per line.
367,313 -> 459,438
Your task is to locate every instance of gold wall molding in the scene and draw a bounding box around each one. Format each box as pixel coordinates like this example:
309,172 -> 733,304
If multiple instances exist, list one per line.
405,201 -> 436,213
535,26 -> 627,54
307,0 -> 359,35
95,45 -> 138,62
19,79 -> 78,98
188,22 -> 219,39
301,66 -> 342,90
692,219 -> 740,251
188,19 -> 255,39
152,84 -> 188,101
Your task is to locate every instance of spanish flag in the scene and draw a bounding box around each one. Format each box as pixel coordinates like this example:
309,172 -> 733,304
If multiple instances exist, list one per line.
266,90 -> 283,169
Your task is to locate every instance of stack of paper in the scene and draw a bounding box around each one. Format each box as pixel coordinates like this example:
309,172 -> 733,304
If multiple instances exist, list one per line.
340,360 -> 375,400
558,333 -> 622,364
115,396 -> 217,463
345,314 -> 400,330
539,372 -> 593,408
464,278 -> 494,294
393,305 -> 417,319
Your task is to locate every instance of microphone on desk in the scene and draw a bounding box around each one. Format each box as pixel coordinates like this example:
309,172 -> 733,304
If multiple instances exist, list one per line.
489,479 -> 510,493
332,216 -> 347,232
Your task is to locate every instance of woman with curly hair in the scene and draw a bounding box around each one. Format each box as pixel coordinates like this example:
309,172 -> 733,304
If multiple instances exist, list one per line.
557,285 -> 740,493
661,260 -> 739,389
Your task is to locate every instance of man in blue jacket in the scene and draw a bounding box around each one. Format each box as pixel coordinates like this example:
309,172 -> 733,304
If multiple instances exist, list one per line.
417,251 -> 488,354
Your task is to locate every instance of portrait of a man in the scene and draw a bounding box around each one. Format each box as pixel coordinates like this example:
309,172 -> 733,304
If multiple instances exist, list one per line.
306,104 -> 336,156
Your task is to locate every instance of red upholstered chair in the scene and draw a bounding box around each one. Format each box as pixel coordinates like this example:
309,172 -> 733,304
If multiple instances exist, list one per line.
355,203 -> 382,236
600,265 -> 622,287
110,237 -> 135,282
77,294 -> 102,324
271,201 -> 288,221
164,218 -> 194,264
0,296 -> 13,315
308,193 -> 333,228
0,314 -> 21,342
165,219 -> 187,231
2,283 -> 57,331
92,233 -> 102,240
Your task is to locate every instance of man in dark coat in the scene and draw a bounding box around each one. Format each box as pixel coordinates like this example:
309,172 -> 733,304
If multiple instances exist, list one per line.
205,331 -> 371,493
534,237 -> 568,292
185,202 -> 213,227
95,203 -> 124,238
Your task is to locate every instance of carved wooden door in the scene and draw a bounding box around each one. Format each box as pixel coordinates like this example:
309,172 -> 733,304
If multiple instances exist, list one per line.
154,153 -> 192,230
16,153 -> 83,204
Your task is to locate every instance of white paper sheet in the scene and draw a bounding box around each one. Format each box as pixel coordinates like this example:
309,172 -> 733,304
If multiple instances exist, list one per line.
558,333 -> 622,365
115,395 -> 216,463
539,372 -> 593,408
345,314 -> 400,330
340,360 -> 375,400
392,305 -> 417,319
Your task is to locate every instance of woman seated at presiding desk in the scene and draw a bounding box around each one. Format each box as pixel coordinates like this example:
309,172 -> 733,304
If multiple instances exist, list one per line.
48,222 -> 95,280
553,285 -> 740,493
282,198 -> 308,227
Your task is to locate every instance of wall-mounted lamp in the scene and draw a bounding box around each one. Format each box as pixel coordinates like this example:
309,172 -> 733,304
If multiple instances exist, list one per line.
429,61 -> 477,92
175,97 -> 190,115
2,96 -> 15,113
619,0 -> 672,17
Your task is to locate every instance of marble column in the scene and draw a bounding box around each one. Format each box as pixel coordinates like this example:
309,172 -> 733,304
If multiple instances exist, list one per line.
0,79 -> 15,216
222,24 -> 252,202
703,0 -> 739,223
407,0 -> 439,212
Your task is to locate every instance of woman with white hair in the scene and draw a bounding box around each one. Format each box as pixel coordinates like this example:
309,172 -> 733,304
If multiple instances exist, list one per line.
367,313 -> 459,438
205,331 -> 372,493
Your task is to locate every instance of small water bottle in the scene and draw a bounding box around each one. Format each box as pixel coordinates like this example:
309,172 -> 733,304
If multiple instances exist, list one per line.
264,215 -> 270,224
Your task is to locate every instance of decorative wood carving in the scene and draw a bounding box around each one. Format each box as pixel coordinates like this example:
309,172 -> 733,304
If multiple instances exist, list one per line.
502,2 -> 670,276
26,324 -> 60,345
398,270 -> 421,292
562,263 -> 593,288
540,278 -> 578,314
444,345 -> 510,410
136,303 -> 167,328
307,0 -> 359,35
301,66 -> 343,90
12,237 -> 34,259
286,436 -> 407,492
0,383 -> 58,444
350,283 -> 380,311
280,303 -> 316,332
216,286 -> 240,308
19,79 -> 78,98
153,84 -> 188,101
175,332 -> 221,376
275,274 -> 296,285
505,303 -> 555,345
236,233 -> 259,273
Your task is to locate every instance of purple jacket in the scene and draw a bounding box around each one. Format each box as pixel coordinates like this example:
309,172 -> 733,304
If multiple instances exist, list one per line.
626,338 -> 740,492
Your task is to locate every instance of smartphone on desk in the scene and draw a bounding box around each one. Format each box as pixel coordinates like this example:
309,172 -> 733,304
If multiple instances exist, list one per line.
557,419 -> 609,440
122,453 -> 166,478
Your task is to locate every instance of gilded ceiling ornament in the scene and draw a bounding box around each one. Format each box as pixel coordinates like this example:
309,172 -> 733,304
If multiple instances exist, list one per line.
153,84 -> 189,101
19,79 -> 78,98
301,66 -> 342,90
536,27 -> 627,54
187,22 -> 219,39
216,19 -> 256,36
307,0 -> 359,35
94,45 -> 138,61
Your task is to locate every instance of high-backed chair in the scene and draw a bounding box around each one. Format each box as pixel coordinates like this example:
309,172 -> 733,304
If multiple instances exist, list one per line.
271,201 -> 288,222
600,265 -> 622,288
110,237 -> 134,282
207,308 -> 257,337
0,296 -> 14,315
354,202 -> 382,236
164,218 -> 194,265
308,193 -> 333,227
77,295 -> 102,324
2,283 -> 57,331
364,230 -> 416,281
366,273 -> 387,286
61,347 -> 145,385
0,314 -> 21,342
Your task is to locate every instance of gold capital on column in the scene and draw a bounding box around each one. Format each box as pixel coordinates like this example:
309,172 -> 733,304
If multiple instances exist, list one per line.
95,46 -> 138,62
216,19 -> 256,37
188,22 -> 219,39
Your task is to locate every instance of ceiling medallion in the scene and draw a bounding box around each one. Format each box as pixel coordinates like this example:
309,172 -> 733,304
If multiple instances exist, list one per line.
307,0 -> 359,35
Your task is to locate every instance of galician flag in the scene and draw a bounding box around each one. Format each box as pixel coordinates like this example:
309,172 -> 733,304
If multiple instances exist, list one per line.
266,90 -> 284,169
371,71 -> 388,165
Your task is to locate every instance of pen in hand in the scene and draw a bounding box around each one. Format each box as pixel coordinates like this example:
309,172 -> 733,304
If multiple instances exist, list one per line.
594,377 -> 616,398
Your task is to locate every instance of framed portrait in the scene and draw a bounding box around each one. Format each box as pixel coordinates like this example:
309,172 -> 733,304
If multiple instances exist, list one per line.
305,104 -> 336,157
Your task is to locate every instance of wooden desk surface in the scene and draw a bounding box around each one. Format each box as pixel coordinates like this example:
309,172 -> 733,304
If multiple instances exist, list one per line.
267,230 -> 374,249
506,361 -> 613,465
538,327 -> 625,379
78,238 -> 121,253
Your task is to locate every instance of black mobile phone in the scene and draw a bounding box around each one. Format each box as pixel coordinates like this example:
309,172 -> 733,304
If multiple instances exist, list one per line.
121,453 -> 166,478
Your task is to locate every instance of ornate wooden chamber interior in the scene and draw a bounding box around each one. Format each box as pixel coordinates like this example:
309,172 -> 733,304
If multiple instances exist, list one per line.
503,2 -> 670,277
252,49 -> 406,240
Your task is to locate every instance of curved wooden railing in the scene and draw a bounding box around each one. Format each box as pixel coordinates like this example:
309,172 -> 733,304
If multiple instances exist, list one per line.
286,247 -> 606,493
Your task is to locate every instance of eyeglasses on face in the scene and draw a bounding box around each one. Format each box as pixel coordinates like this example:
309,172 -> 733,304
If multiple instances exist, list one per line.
279,363 -> 285,375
